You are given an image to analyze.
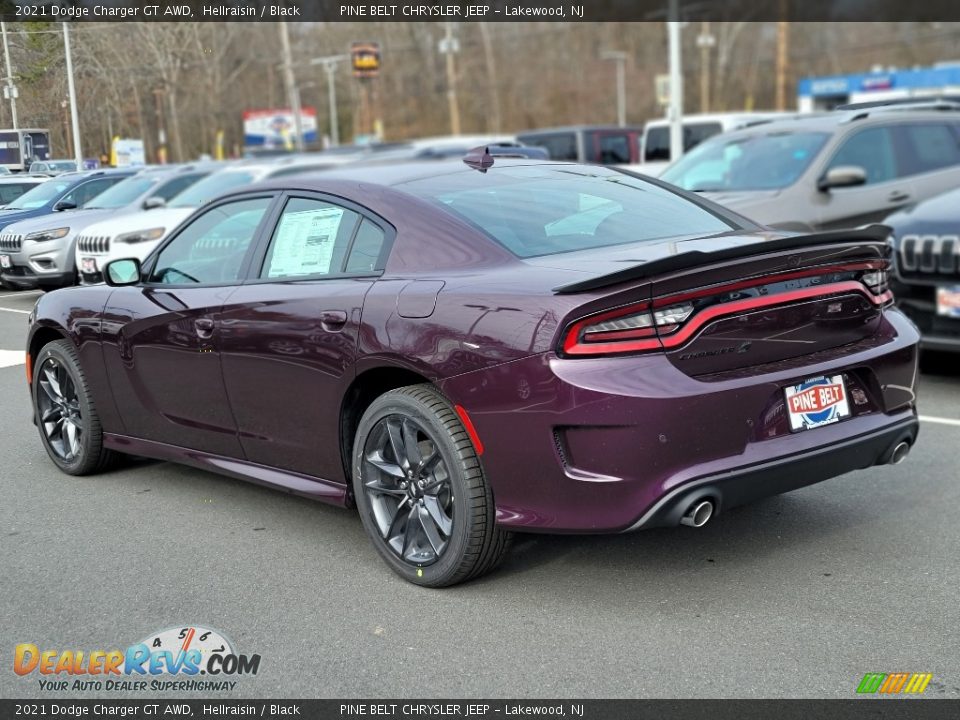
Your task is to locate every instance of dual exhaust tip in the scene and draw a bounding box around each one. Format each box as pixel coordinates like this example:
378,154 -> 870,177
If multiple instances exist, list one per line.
890,440 -> 911,465
680,499 -> 714,528
677,439 -> 911,529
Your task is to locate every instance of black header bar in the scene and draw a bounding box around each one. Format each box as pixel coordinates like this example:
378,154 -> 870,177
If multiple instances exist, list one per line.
3,0 -> 960,23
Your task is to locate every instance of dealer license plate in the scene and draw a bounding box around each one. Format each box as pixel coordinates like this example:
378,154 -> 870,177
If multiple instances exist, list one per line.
80,257 -> 97,274
784,375 -> 851,432
0,254 -> 10,269
936,285 -> 960,318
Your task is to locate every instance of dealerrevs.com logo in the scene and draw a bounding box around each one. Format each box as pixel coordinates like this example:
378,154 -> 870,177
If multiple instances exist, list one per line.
14,626 -> 261,692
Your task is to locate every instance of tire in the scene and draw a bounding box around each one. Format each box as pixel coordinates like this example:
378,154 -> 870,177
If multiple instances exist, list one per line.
352,384 -> 512,587
32,339 -> 117,476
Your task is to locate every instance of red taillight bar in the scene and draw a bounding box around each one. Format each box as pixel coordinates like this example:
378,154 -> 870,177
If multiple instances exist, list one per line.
656,282 -> 890,351
562,279 -> 892,357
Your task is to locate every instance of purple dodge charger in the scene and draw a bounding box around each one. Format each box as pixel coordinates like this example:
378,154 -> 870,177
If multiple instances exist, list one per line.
25,158 -> 919,586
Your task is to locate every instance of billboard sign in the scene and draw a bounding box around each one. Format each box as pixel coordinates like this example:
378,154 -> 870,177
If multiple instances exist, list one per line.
113,138 -> 145,167
243,108 -> 318,148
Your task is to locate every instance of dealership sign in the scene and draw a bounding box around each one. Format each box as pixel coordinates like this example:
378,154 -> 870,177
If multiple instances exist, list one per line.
243,108 -> 318,147
351,42 -> 381,78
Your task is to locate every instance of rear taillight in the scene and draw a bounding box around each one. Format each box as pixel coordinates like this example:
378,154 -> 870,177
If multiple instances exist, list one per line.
561,262 -> 893,358
563,302 -> 695,355
861,269 -> 888,294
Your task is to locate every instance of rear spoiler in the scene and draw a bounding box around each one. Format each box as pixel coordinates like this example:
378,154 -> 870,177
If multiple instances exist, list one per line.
553,225 -> 891,294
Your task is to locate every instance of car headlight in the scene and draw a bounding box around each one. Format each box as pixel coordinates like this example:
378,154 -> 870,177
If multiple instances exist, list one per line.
115,227 -> 165,244
25,227 -> 69,243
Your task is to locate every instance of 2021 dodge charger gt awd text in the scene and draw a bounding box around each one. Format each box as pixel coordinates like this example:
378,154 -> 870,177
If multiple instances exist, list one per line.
26,157 -> 920,586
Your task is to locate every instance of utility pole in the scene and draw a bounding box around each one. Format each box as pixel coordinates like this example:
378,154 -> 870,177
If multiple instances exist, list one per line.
697,22 -> 715,113
775,18 -> 790,110
478,23 -> 502,134
1,22 -> 18,129
601,51 -> 628,127
310,55 -> 347,147
440,22 -> 461,135
667,0 -> 684,163
62,24 -> 82,166
279,22 -> 305,152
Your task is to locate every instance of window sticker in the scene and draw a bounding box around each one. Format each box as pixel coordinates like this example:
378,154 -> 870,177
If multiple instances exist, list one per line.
268,206 -> 345,278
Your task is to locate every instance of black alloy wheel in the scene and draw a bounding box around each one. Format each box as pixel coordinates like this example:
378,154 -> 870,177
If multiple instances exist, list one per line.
353,384 -> 512,587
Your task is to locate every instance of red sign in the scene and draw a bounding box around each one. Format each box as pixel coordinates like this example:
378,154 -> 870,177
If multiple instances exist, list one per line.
788,383 -> 846,415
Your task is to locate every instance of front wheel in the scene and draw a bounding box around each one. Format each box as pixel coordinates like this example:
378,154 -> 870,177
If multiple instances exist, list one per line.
33,339 -> 117,475
353,385 -> 511,587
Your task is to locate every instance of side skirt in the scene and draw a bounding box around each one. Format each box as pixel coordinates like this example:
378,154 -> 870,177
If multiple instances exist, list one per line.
103,434 -> 350,506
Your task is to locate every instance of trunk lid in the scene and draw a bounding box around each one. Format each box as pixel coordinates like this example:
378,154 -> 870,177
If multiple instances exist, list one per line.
556,226 -> 892,375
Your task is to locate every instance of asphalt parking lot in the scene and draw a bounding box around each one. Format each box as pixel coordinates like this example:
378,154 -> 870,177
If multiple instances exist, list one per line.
1,287 -> 958,700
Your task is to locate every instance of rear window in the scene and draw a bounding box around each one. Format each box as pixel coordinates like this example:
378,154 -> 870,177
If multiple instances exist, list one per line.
644,122 -> 722,162
517,133 -> 578,161
401,165 -> 735,258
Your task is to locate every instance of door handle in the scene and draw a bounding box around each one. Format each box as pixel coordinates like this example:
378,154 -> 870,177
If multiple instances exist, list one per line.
194,317 -> 215,339
319,310 -> 348,330
888,191 -> 911,203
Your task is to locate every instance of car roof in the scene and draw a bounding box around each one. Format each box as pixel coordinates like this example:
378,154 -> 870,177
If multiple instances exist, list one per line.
517,125 -> 644,135
0,176 -> 46,183
253,158 -> 626,191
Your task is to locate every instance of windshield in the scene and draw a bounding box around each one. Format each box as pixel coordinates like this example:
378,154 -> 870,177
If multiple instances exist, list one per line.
4,180 -> 70,210
402,165 -> 736,258
85,176 -> 157,209
169,170 -> 256,208
662,131 -> 830,192
50,161 -> 77,171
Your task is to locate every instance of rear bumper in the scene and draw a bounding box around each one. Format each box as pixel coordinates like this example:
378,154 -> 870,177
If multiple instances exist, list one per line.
622,413 -> 918,531
441,308 -> 920,533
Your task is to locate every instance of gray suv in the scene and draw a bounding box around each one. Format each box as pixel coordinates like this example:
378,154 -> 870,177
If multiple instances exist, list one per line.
660,105 -> 960,231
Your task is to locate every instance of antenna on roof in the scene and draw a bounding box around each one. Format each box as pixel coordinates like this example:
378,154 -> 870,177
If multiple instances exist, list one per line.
463,146 -> 494,173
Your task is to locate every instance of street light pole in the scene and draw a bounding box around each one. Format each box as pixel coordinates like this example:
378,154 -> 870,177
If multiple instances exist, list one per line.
441,22 -> 461,135
62,23 -> 82,166
667,0 -> 684,163
310,55 -> 347,148
601,51 -> 628,127
1,22 -> 18,130
279,22 -> 305,152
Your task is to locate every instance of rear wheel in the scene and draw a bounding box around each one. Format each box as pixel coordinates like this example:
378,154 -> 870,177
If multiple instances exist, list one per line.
353,385 -> 511,587
33,339 -> 116,475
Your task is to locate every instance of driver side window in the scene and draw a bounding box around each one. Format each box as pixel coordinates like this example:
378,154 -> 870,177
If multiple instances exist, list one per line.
149,197 -> 271,285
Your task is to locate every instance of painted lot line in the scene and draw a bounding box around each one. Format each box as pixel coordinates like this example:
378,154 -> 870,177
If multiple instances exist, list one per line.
0,290 -> 41,299
0,349 -> 24,368
920,414 -> 960,428
0,306 -> 30,314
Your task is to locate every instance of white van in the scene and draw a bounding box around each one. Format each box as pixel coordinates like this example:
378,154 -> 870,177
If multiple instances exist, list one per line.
630,112 -> 790,177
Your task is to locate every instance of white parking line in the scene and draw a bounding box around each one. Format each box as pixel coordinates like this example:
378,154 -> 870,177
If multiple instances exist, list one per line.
920,415 -> 960,428
0,290 -> 41,299
0,349 -> 24,368
0,306 -> 30,314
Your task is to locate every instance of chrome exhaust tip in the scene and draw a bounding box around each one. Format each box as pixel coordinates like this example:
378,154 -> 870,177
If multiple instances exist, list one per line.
680,499 -> 714,528
889,441 -> 911,465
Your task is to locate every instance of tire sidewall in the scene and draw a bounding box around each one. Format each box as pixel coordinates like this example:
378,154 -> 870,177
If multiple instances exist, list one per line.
33,341 -> 96,474
353,391 -> 476,587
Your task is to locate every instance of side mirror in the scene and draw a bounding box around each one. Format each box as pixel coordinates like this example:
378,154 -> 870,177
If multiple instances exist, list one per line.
143,196 -> 166,210
104,258 -> 142,287
53,200 -> 78,211
818,165 -> 867,192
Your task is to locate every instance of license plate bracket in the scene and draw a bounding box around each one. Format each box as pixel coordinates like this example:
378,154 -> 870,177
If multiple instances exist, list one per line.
784,374 -> 851,432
